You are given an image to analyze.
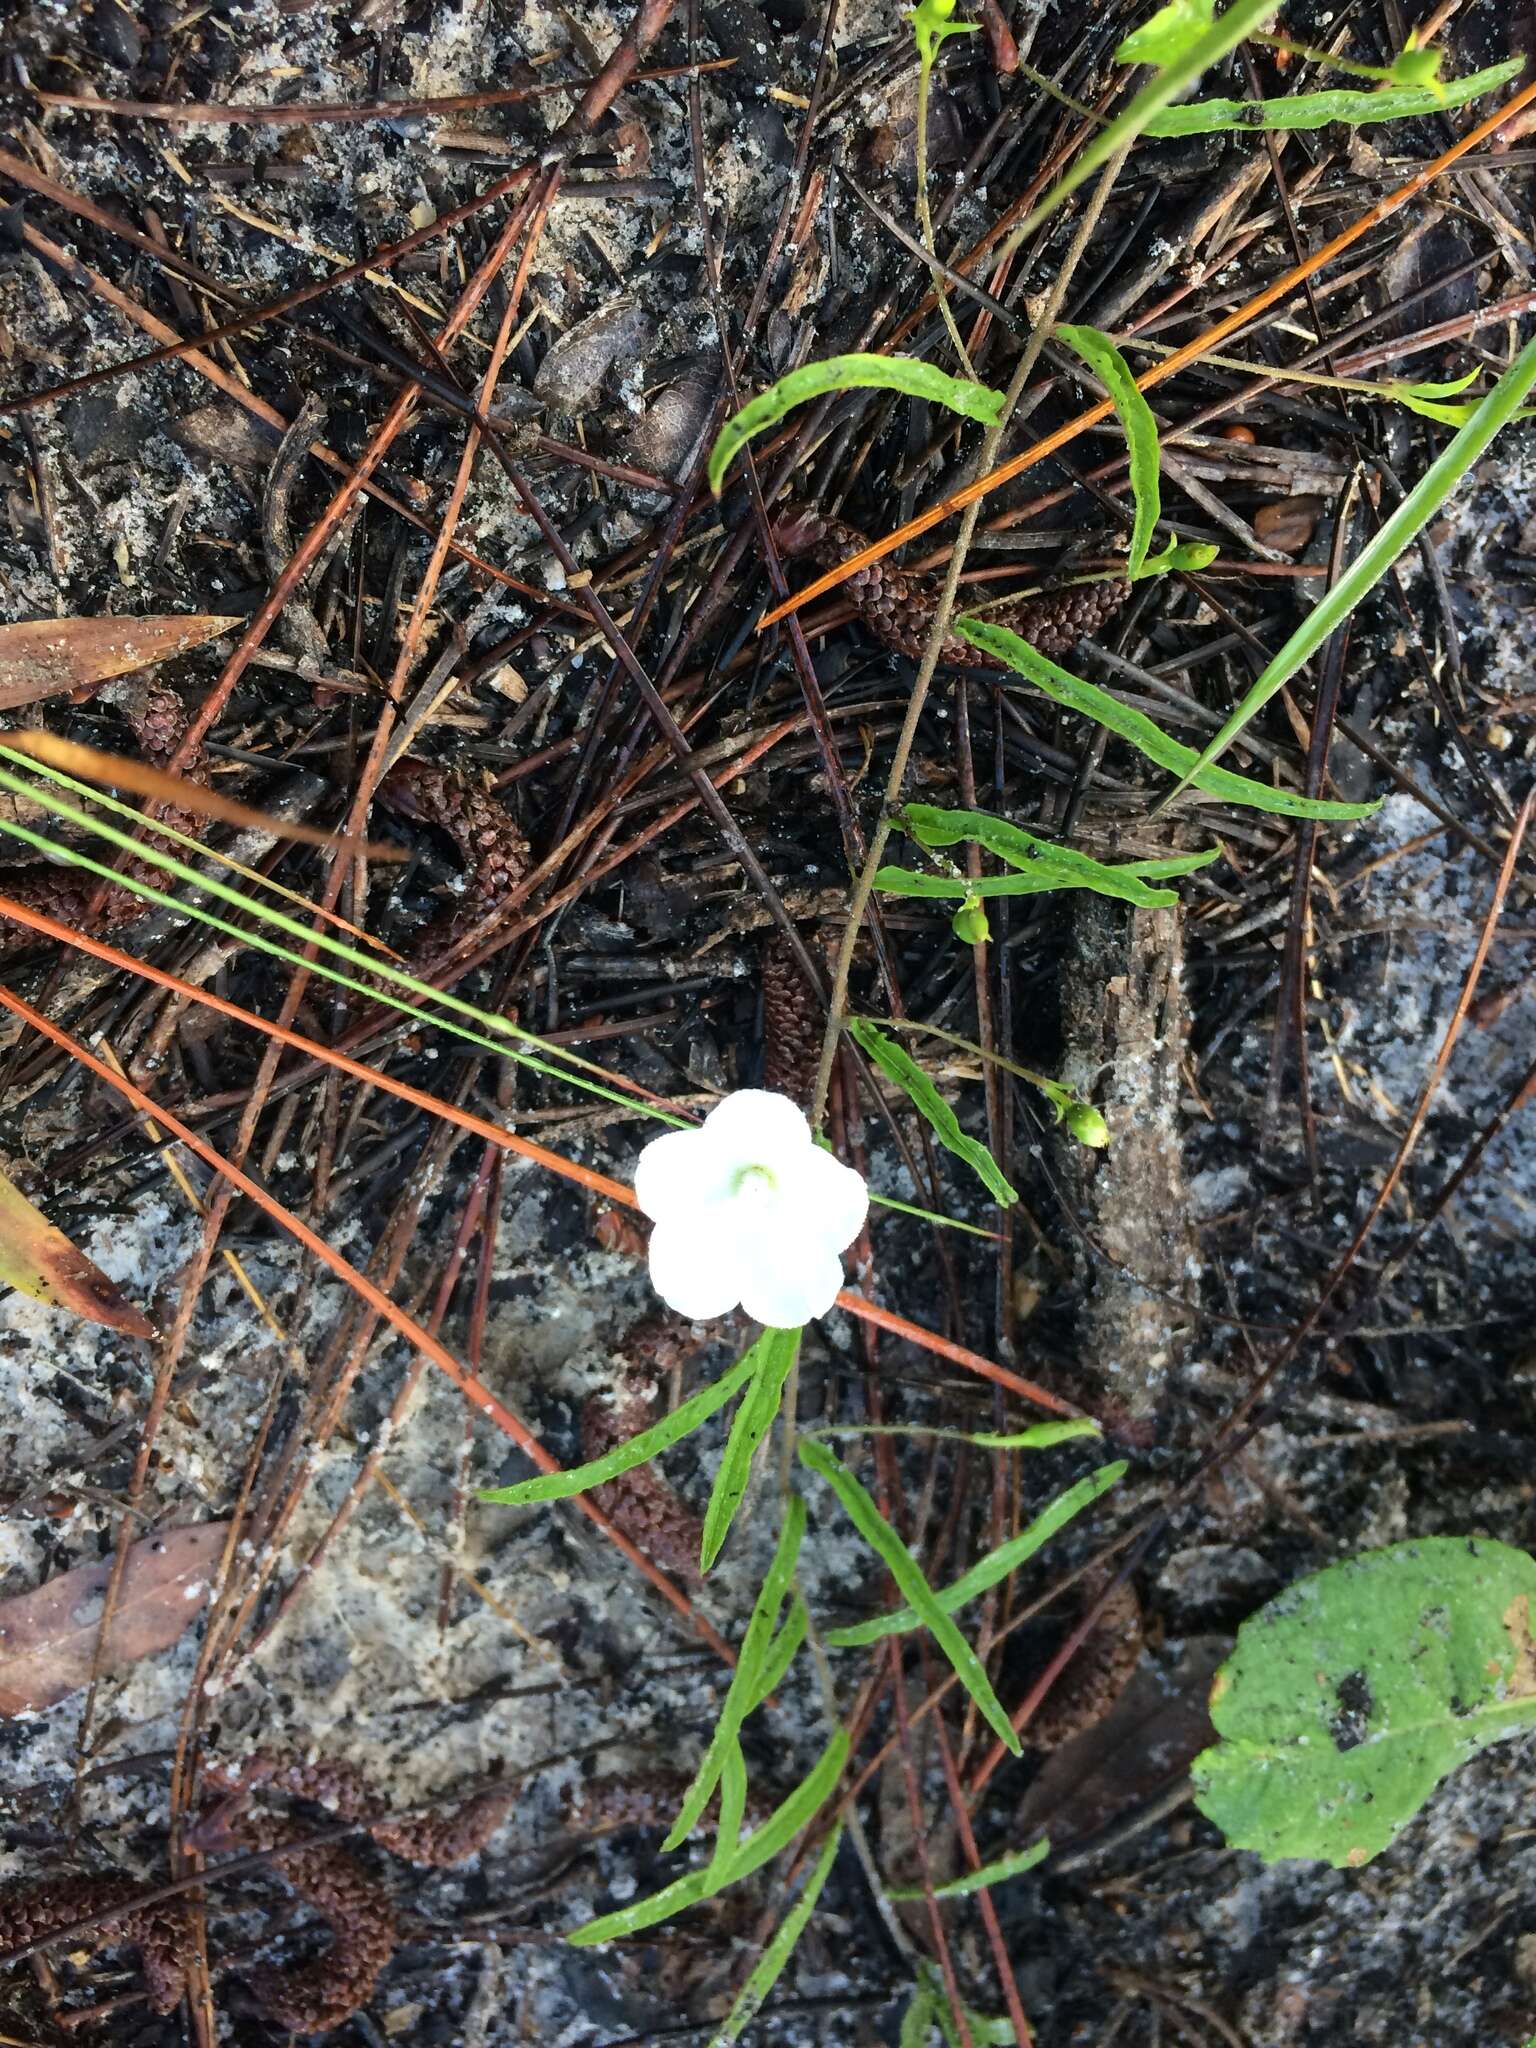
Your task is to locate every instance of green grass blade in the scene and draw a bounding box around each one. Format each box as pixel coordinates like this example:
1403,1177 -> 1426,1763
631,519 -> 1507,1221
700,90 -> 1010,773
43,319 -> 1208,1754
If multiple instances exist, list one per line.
800,1438 -> 1022,1756
570,1726 -> 850,1944
1169,331 -> 1536,802
1057,325 -> 1160,576
708,1821 -> 844,2047
1143,57 -> 1520,133
700,1326 -> 802,1572
1007,0 -> 1280,248
824,1460 -> 1127,1648
888,1836 -> 1049,1900
747,1595 -> 808,1714
662,1495 -> 807,1851
478,1347 -> 762,1506
808,1418 -> 1100,1452
0,754 -> 681,1119
899,802 -> 1217,897
849,1018 -> 1017,1207
705,1738 -> 751,1887
707,354 -> 1003,494
954,619 -> 1377,821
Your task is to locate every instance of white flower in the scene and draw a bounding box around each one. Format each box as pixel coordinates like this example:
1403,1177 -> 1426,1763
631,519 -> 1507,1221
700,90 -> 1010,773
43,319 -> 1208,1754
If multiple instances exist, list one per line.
633,1090 -> 869,1327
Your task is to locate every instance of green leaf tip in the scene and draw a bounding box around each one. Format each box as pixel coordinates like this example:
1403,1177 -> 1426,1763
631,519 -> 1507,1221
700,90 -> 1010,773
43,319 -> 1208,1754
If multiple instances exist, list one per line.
706,354 -> 1004,495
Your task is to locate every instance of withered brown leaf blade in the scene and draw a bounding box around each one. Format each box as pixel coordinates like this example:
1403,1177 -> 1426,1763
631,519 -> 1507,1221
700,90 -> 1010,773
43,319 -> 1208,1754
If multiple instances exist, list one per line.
0,1167 -> 155,1337
0,1521 -> 229,1717
0,614 -> 238,713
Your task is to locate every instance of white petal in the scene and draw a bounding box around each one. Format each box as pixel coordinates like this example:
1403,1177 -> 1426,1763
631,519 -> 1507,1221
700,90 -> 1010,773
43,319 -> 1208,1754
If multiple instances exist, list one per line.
737,1232 -> 846,1328
784,1144 -> 868,1252
646,1214 -> 744,1320
699,1089 -> 812,1174
633,1127 -> 718,1221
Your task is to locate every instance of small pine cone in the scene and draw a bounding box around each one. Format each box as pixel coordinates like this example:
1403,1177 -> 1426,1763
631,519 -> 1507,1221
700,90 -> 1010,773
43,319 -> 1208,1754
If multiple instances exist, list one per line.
370,1787 -> 515,1867
761,934 -> 822,1109
113,680 -> 192,768
774,510 -> 1127,665
376,758 -> 530,961
581,1389 -> 704,1582
0,1874 -> 191,2016
241,1828 -> 396,2036
1024,1575 -> 1142,1752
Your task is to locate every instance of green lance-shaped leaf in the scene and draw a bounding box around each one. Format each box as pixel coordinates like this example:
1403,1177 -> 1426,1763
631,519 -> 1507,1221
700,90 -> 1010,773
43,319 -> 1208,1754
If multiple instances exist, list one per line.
663,1496 -> 807,1852
707,1820 -> 844,2046
799,1437 -> 1023,1756
899,801 -> 1218,900
1117,0 -> 1214,64
1169,331 -> 1536,803
1056,325 -> 1162,578
569,1724 -> 850,1944
824,1460 -> 1126,1648
1143,56 -> 1520,135
873,864 -> 1186,908
954,617 -> 1377,822
849,1017 -> 1017,1207
1192,1536 -> 1536,1867
707,354 -> 1004,495
700,1325 -> 802,1572
477,1344 -> 762,1507
887,1835 -> 1049,1900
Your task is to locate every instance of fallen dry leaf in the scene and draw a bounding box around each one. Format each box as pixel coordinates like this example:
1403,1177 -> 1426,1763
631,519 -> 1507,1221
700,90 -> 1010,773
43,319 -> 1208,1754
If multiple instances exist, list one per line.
0,614 -> 238,714
1253,495 -> 1324,555
0,1166 -> 154,1337
0,1522 -> 229,1716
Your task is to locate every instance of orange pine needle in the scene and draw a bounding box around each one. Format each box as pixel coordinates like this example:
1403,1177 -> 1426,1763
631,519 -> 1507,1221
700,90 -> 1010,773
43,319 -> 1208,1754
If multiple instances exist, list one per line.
758,76 -> 1536,632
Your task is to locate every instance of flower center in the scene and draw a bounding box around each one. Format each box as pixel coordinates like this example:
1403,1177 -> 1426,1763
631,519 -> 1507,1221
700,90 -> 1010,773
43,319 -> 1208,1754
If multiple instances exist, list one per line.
731,1162 -> 778,1205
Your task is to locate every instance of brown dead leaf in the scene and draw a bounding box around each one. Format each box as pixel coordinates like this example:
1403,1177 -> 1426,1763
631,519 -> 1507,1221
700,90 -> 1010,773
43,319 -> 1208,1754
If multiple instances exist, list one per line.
0,614 -> 238,714
0,1166 -> 154,1336
1253,495 -> 1324,555
0,1521 -> 229,1716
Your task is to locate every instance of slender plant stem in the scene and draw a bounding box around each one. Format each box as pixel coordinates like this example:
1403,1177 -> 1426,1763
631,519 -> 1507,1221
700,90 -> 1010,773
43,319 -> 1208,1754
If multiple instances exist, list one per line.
811,139 -> 1136,1125
915,48 -> 977,374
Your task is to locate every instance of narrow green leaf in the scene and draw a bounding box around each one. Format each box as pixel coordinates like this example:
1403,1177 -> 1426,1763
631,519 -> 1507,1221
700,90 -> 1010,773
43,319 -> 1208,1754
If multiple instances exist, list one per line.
888,1835 -> 1049,1900
873,863 -> 1181,908
901,802 -> 1217,896
569,1727 -> 850,1944
1011,0 -> 1280,247
748,1595 -> 809,1714
707,354 -> 1004,495
901,1973 -> 942,2048
706,1737 -> 751,1887
849,1018 -> 1018,1207
824,1460 -> 1126,1648
663,1496 -> 807,1852
1143,57 -> 1520,134
1170,331 -> 1536,802
1057,325 -> 1161,577
701,1326 -> 802,1571
708,1821 -> 844,2047
478,1347 -> 760,1506
800,1438 -> 1022,1756
1117,0 -> 1214,65
955,617 -> 1377,821
808,1417 -> 1100,1453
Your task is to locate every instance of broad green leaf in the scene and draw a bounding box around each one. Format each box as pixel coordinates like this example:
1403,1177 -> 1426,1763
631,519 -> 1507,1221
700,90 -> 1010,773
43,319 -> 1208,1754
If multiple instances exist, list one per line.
708,1821 -> 843,2046
955,618 -> 1377,821
1143,56 -> 1520,134
1057,324 -> 1161,577
478,1345 -> 761,1505
799,1437 -> 1022,1755
849,1017 -> 1017,1207
701,1326 -> 801,1571
888,1836 -> 1048,1899
1192,1537 -> 1536,1867
707,355 -> 1003,495
1170,331 -> 1536,801
663,1497 -> 806,1851
1117,0 -> 1215,65
569,1726 -> 850,1943
825,1461 -> 1126,1647
1014,0 -> 1280,245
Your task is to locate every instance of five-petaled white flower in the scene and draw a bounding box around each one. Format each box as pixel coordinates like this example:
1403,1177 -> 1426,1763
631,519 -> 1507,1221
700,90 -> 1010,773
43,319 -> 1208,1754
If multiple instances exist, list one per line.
634,1090 -> 869,1327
